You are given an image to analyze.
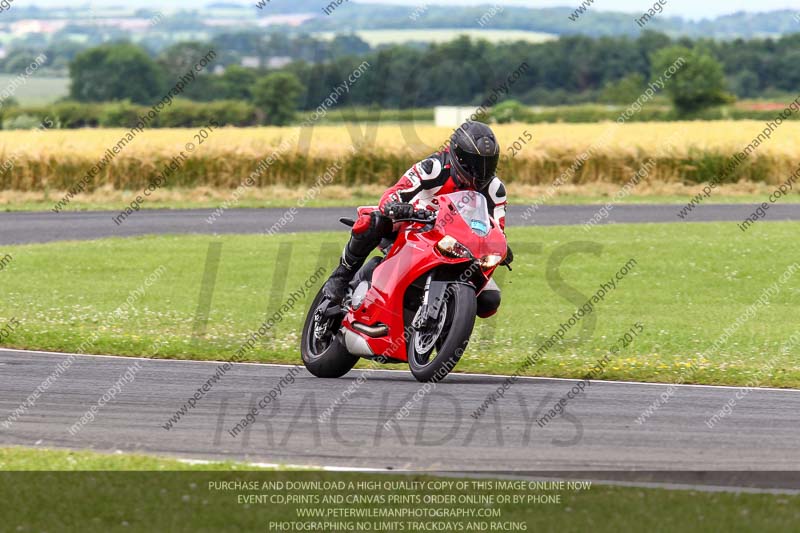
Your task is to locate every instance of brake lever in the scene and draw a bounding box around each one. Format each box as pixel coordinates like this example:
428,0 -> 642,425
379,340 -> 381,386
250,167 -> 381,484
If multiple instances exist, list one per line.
394,217 -> 434,224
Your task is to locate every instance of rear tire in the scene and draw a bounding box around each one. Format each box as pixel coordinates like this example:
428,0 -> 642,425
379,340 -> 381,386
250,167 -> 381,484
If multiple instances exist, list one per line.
408,283 -> 476,383
301,288 -> 359,378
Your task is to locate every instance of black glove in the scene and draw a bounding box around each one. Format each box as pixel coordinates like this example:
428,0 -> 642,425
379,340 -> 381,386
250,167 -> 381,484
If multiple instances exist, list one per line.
382,202 -> 415,219
502,245 -> 514,266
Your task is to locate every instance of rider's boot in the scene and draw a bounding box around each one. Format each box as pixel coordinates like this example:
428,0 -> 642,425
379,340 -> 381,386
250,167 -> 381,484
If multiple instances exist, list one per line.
322,243 -> 368,305
323,210 -> 393,305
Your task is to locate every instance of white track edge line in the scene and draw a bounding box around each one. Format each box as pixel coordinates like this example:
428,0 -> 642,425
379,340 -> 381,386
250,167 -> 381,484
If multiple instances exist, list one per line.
1,347 -> 798,393
173,458 -> 799,494
176,458 -> 390,473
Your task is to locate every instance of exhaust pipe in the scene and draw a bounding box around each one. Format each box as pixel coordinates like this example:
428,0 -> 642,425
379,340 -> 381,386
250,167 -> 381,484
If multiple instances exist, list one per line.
352,322 -> 389,338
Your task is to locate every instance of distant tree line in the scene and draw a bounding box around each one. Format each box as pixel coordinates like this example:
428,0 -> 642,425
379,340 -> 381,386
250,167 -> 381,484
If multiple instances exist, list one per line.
279,32 -> 798,107
210,32 -> 798,108
55,31 -> 800,124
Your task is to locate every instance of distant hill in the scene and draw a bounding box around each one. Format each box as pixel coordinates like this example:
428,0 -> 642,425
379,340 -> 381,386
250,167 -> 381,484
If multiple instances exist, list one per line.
209,2 -> 798,40
10,2 -> 800,40
292,5 -> 800,39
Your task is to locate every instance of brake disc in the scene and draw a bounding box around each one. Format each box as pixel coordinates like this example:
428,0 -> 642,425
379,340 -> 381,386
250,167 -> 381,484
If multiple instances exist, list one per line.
413,301 -> 448,355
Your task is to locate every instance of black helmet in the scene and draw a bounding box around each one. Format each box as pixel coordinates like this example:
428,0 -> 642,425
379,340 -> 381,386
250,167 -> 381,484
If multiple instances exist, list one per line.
449,121 -> 500,190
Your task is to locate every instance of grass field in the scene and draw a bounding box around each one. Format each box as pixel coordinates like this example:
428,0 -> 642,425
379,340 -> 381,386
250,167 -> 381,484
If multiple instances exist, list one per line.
0,223 -> 798,387
1,447 -> 798,532
2,122 -> 800,194
315,29 -> 557,45
0,75 -> 69,106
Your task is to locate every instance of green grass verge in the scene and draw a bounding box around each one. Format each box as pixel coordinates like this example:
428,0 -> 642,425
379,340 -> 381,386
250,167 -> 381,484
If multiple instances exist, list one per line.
0,222 -> 798,387
0,446 -> 268,471
528,194 -> 800,205
3,193 -> 795,212
1,447 -> 798,533
1,193 -> 380,212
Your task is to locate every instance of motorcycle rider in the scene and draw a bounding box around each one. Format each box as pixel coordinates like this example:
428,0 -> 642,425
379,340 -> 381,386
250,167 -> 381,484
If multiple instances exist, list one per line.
322,121 -> 512,318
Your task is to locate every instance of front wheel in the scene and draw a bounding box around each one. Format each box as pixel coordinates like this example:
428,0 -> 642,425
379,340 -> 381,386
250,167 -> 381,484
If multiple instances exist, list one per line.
301,288 -> 359,378
408,283 -> 476,383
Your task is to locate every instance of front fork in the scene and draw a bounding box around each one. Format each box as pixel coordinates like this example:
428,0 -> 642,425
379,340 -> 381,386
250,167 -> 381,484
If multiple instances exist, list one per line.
412,275 -> 455,330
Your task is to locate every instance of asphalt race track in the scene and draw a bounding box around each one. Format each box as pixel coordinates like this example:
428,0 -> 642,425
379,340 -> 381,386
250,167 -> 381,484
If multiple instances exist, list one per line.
2,350 -> 800,490
2,203 -> 800,245
2,205 -> 800,490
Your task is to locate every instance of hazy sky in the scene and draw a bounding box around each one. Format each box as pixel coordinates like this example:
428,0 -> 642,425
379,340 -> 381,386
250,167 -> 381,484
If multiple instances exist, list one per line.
24,0 -> 800,20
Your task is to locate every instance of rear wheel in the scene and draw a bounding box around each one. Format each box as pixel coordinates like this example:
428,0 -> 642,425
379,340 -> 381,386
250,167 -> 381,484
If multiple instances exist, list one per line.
301,288 -> 358,378
408,283 -> 476,383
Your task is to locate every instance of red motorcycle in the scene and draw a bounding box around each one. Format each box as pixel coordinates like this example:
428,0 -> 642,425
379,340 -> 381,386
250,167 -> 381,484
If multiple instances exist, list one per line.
301,191 -> 508,383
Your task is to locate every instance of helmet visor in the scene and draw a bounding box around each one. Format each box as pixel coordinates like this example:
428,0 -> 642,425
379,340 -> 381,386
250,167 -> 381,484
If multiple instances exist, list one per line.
454,144 -> 499,186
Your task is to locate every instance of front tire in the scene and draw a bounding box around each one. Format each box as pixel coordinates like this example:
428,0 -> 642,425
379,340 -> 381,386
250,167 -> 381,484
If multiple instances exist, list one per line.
408,283 -> 476,383
301,288 -> 359,378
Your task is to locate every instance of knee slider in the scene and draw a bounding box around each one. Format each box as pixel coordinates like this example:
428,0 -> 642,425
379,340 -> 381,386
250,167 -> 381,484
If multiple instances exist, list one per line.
477,290 -> 501,318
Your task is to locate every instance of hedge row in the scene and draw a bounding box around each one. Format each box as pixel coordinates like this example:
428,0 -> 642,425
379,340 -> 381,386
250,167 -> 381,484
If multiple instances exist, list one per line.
2,100 -> 796,130
1,100 -> 260,129
2,149 -> 794,192
486,102 -> 800,124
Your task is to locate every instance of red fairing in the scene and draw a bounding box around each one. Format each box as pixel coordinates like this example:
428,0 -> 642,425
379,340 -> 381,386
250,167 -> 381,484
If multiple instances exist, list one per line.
342,193 -> 507,361
352,206 -> 379,235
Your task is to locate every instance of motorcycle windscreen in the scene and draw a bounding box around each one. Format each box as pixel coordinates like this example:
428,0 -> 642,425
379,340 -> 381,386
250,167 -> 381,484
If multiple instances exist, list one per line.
447,191 -> 491,236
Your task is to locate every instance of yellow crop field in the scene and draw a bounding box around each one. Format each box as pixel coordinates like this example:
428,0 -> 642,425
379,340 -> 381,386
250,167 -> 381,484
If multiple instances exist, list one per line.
4,121 -> 800,157
1,122 -> 798,192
